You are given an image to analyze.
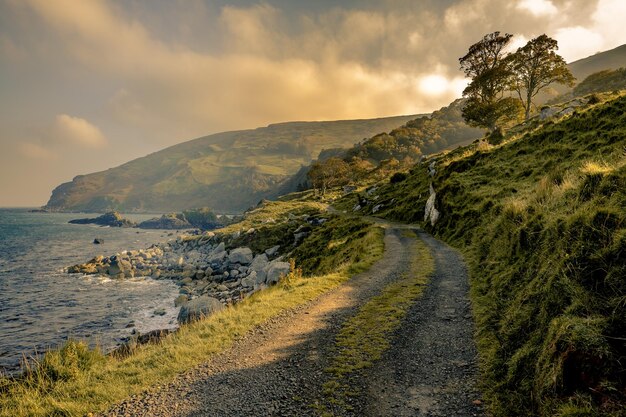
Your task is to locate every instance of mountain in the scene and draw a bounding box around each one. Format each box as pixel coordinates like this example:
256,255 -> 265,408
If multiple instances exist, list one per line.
568,43 -> 626,81
44,115 -> 420,213
543,43 -> 626,100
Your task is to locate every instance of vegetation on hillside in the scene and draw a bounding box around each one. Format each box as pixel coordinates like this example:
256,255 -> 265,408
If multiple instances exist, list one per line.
338,93 -> 626,416
460,32 -> 574,130
460,31 -> 523,131
305,99 -> 483,194
507,34 -> 575,120
573,68 -> 626,96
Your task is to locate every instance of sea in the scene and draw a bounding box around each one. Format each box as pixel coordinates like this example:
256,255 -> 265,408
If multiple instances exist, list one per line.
0,208 -> 182,374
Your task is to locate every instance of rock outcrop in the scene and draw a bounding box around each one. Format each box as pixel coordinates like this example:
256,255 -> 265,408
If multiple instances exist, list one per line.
138,213 -> 193,229
424,182 -> 440,227
69,211 -> 136,227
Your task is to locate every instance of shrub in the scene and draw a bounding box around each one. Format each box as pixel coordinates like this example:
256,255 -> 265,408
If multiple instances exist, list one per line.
587,94 -> 601,105
389,172 -> 408,183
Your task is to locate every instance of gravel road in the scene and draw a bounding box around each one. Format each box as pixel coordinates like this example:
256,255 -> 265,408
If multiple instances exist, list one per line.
361,230 -> 484,417
100,226 -> 417,417
100,225 -> 483,417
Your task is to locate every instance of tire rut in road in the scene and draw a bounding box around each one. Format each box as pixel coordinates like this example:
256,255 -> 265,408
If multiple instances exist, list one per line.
362,231 -> 484,417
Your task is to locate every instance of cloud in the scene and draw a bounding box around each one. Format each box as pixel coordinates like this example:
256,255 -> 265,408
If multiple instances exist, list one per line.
54,114 -> 107,148
17,142 -> 57,160
516,0 -> 558,17
6,0 -> 626,145
554,26 -> 604,62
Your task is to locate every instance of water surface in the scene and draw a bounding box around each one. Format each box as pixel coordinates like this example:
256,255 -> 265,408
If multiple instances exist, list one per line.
0,209 -> 181,373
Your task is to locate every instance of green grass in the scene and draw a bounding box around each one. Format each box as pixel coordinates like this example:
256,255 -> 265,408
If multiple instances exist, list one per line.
0,209 -> 385,417
317,232 -> 434,415
338,93 -> 626,416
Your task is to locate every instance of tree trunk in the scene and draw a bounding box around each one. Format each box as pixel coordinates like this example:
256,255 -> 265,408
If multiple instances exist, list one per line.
525,90 -> 533,120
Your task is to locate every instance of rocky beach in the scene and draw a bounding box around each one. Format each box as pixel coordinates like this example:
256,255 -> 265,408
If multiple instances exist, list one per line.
65,210 -> 331,334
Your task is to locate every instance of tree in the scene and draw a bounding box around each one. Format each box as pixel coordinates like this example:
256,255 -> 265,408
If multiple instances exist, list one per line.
307,157 -> 350,195
508,34 -> 575,119
459,32 -> 521,131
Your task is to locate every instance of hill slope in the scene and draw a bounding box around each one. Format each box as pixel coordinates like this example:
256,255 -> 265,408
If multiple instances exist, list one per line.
569,44 -> 626,81
340,93 -> 626,416
44,115 -> 420,213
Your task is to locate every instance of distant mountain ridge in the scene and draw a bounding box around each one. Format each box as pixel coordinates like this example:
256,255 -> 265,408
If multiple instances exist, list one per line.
568,43 -> 626,80
44,44 -> 626,214
44,115 -> 421,213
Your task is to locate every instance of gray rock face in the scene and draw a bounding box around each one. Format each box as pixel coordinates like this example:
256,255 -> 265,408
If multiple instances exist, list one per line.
424,182 -> 440,227
265,245 -> 280,257
250,254 -> 268,272
228,247 -> 253,265
265,261 -> 291,285
177,296 -> 225,324
428,161 -> 437,177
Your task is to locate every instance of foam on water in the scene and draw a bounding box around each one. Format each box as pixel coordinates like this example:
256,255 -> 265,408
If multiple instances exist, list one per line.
0,209 -> 182,373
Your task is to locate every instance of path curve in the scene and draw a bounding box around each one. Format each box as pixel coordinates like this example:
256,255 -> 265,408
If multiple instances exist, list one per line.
100,226 -> 416,417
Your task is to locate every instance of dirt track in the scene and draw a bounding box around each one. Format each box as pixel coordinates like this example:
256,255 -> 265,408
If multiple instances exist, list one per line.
101,224 -> 483,417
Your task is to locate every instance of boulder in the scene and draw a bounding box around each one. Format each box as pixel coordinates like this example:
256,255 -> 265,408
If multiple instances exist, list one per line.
241,276 -> 255,288
93,238 -> 104,244
250,254 -> 269,272
294,232 -> 309,244
265,245 -> 280,257
265,261 -> 291,285
108,259 -> 125,275
177,296 -> 224,324
228,247 -> 253,265
539,106 -> 559,120
207,251 -> 227,263
212,242 -> 226,253
254,269 -> 267,284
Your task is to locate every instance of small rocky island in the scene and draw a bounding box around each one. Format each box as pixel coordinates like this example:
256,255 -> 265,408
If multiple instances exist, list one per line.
69,208 -> 225,230
69,211 -> 137,227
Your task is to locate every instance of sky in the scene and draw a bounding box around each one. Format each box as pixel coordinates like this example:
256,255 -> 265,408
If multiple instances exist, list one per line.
1,0 -> 626,206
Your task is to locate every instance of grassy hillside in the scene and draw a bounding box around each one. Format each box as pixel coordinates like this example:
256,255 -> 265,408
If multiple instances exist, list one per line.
573,68 -> 626,96
44,115 -> 420,213
289,99 -> 484,191
338,93 -> 626,416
